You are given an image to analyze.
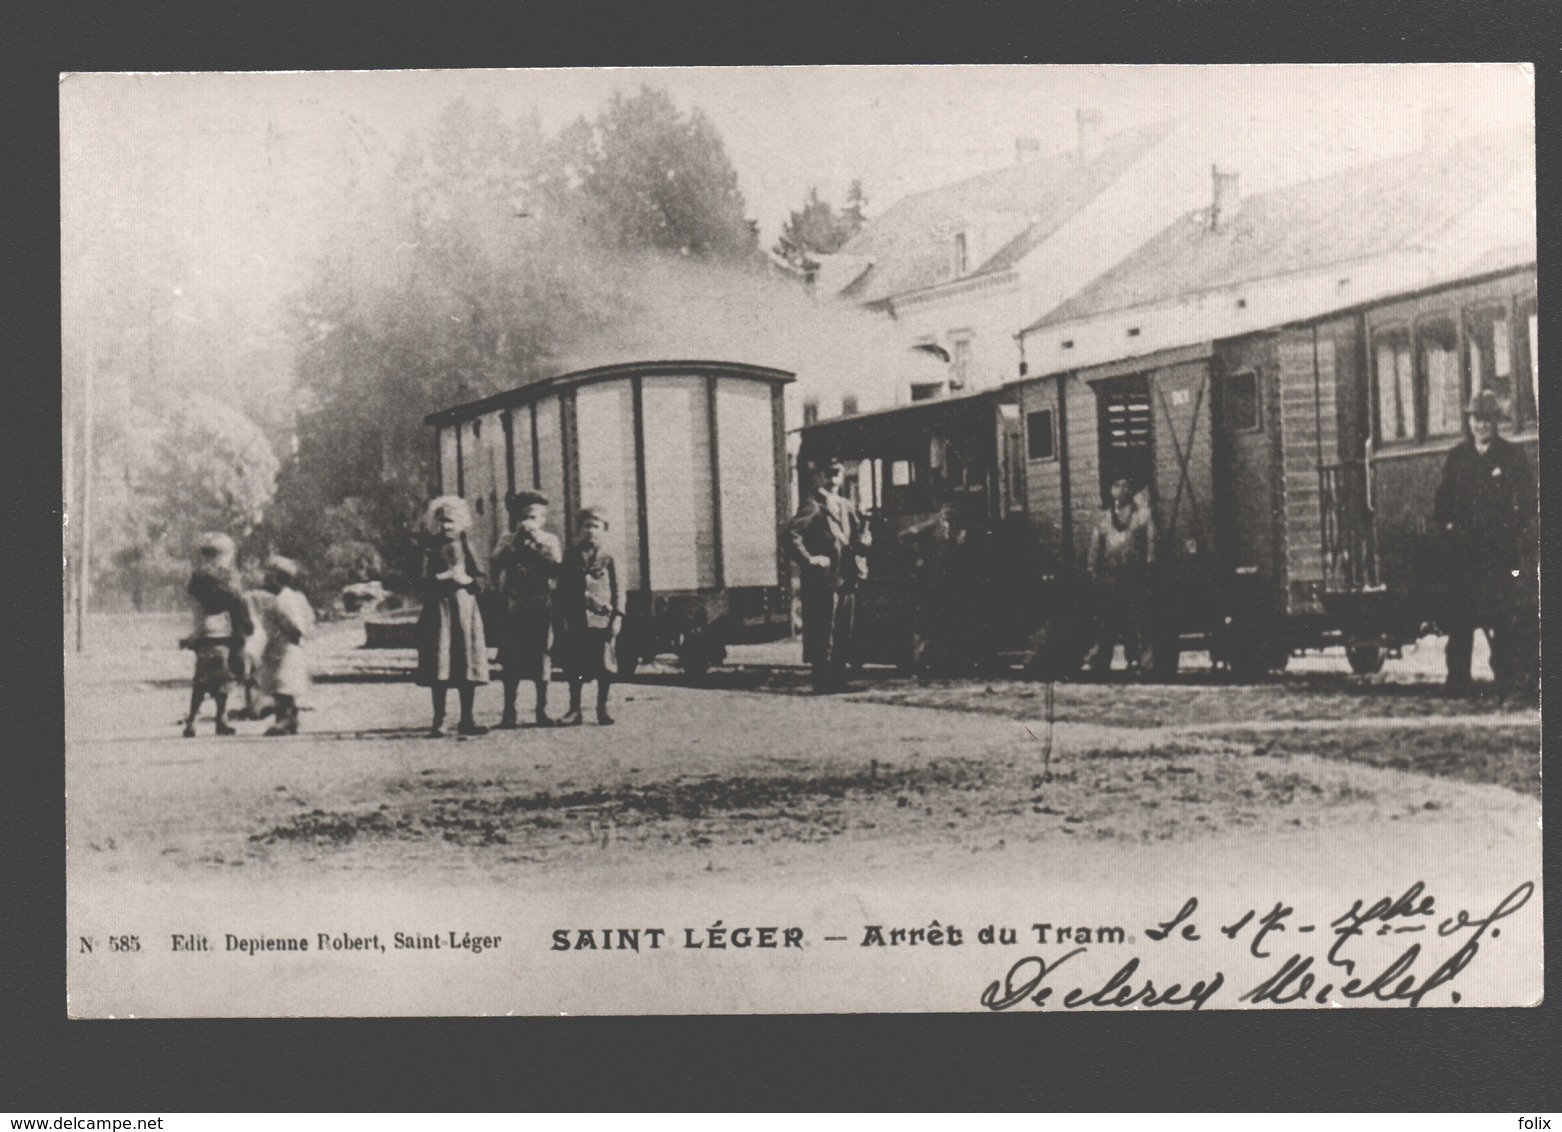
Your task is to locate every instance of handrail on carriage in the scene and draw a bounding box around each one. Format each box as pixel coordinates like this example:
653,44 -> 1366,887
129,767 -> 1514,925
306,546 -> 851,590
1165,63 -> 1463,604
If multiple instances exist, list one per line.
1319,460 -> 1381,593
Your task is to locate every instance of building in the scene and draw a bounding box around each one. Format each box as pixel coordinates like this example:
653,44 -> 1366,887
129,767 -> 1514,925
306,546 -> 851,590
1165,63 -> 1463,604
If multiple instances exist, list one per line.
998,124 -> 1535,667
814,112 -> 1209,410
1018,125 -> 1536,381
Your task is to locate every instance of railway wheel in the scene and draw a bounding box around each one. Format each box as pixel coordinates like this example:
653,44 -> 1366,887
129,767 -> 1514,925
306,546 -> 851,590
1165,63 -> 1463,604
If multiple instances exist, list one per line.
1346,643 -> 1387,676
675,629 -> 725,677
1148,632 -> 1182,681
1024,619 -> 1080,682
1224,627 -> 1288,681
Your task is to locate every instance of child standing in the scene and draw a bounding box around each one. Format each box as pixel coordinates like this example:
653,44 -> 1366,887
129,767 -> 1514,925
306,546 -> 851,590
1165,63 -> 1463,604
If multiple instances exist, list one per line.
491,490 -> 563,729
234,587 -> 275,721
557,506 -> 622,726
257,556 -> 315,736
181,532 -> 254,737
414,495 -> 490,737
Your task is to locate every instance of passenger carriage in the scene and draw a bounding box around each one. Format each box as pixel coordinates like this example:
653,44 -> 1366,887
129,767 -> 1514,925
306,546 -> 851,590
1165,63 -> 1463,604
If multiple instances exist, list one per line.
426,360 -> 794,675
799,262 -> 1538,679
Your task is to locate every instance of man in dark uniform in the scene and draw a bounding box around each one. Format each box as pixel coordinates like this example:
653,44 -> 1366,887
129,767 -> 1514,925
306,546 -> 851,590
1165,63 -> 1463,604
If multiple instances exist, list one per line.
1433,389 -> 1536,696
787,455 -> 872,692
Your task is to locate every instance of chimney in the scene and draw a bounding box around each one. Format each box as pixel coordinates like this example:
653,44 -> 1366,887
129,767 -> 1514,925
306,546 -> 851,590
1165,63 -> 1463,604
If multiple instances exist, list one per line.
1076,108 -> 1104,163
1015,136 -> 1041,164
1209,165 -> 1240,232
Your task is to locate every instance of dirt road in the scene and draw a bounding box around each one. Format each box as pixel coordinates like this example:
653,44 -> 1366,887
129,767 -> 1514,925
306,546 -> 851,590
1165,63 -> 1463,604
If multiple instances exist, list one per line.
67,616 -> 1540,889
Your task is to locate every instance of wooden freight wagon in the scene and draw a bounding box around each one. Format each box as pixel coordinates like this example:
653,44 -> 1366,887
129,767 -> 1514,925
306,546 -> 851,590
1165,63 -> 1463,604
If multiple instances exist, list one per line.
1013,341 -> 1261,677
425,360 -> 795,674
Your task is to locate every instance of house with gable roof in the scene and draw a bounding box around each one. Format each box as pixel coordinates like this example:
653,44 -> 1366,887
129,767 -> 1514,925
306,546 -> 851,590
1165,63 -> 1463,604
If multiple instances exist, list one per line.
1017,125 -> 1537,381
809,111 -> 1209,418
999,125 -> 1535,659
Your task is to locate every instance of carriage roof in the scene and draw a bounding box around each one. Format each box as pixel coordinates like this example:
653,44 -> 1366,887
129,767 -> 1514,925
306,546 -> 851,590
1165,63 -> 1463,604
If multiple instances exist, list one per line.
424,360 -> 794,428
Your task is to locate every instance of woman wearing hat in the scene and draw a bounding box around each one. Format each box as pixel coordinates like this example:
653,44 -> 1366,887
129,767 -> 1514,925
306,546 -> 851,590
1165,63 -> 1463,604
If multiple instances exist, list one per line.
1433,389 -> 1536,696
557,506 -> 623,725
492,489 -> 563,728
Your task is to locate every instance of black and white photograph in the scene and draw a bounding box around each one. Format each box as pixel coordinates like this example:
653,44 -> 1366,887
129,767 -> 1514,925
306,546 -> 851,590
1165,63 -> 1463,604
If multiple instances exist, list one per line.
61,64 -> 1540,1016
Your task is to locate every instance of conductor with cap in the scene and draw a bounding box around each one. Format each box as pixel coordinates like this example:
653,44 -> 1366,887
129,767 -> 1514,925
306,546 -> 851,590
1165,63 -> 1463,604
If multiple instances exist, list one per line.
1433,389 -> 1536,697
787,454 -> 873,693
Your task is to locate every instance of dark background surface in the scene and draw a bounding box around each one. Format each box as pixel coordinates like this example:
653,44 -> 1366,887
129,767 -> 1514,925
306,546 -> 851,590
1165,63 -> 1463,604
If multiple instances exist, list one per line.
6,0 -> 1560,1111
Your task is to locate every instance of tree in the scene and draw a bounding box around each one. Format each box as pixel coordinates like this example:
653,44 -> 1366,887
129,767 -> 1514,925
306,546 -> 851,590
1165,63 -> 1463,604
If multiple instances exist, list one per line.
268,98 -> 623,589
554,86 -> 759,263
268,87 -> 766,595
89,394 -> 279,606
842,179 -> 868,231
772,183 -> 867,271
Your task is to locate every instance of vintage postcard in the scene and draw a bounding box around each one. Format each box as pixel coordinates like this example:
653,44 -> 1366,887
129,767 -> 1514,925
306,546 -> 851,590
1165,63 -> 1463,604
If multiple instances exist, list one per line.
62,65 -> 1540,1016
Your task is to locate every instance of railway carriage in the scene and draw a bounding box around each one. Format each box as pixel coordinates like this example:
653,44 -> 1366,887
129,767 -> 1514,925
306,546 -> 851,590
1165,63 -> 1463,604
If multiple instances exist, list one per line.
799,263 -> 1538,678
426,360 -> 795,674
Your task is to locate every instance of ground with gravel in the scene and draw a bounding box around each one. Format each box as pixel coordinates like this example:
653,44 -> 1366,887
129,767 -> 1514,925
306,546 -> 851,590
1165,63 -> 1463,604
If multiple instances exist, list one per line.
67,613 -> 1540,888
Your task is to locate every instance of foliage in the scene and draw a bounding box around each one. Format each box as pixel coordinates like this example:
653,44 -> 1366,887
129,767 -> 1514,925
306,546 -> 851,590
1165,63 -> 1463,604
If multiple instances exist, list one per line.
76,84 -> 769,608
772,182 -> 867,270
85,394 -> 278,607
553,86 -> 761,263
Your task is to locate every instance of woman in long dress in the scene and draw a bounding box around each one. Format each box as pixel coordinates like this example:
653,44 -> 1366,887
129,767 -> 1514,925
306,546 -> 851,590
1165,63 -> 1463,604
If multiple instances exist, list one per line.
414,495 -> 490,736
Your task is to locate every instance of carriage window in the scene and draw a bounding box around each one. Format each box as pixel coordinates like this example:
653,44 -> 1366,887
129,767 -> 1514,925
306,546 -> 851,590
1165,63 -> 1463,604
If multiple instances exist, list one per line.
1466,305 -> 1517,426
890,460 -> 913,487
1419,316 -> 1462,439
1095,376 -> 1153,502
1026,409 -> 1055,461
1514,295 -> 1538,426
1373,328 -> 1413,443
1225,371 -> 1260,432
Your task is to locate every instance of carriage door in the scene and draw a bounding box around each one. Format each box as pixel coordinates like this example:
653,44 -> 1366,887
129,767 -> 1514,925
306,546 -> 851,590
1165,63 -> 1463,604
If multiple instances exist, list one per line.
1147,360 -> 1215,570
1094,375 -> 1153,505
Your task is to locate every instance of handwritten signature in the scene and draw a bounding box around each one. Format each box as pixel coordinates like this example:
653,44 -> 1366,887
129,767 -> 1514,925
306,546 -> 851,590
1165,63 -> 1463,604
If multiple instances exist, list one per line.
978,882 -> 1533,1011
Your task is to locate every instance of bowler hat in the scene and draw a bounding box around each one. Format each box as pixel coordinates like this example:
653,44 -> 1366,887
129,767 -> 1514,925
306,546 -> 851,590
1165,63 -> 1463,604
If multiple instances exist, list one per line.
1465,390 -> 1508,420
507,489 -> 549,517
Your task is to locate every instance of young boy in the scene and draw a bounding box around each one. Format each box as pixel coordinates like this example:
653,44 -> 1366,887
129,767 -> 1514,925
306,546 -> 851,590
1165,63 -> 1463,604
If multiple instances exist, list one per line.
492,490 -> 563,728
557,507 -> 623,726
257,556 -> 315,736
180,532 -> 254,737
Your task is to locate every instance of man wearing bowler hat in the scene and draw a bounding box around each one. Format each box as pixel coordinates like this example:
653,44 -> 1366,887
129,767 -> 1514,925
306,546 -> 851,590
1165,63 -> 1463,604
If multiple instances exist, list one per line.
1432,389 -> 1536,697
787,454 -> 873,693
